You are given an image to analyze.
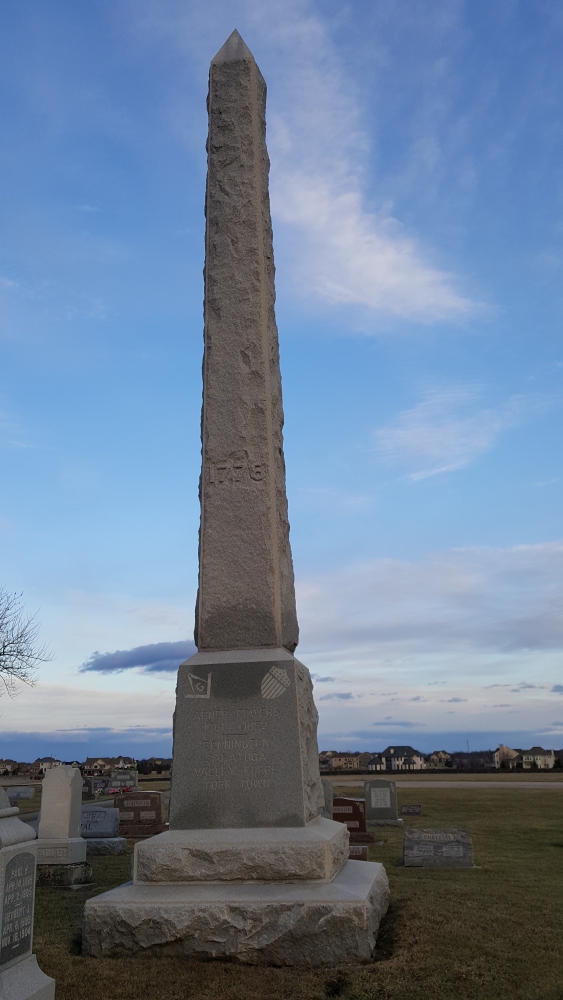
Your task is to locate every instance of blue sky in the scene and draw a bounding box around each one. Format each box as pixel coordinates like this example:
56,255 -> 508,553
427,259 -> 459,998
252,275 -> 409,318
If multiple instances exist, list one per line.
1,0 -> 563,761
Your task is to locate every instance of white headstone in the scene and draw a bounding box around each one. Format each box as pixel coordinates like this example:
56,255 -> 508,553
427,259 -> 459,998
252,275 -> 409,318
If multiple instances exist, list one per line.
38,766 -> 82,840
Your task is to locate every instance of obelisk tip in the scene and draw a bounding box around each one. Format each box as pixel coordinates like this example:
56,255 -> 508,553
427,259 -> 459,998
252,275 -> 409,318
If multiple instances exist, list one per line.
212,29 -> 254,65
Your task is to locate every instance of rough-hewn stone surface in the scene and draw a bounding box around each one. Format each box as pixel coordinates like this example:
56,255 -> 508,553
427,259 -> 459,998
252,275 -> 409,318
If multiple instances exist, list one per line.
169,649 -> 323,829
83,860 -> 389,965
195,29 -> 298,654
134,818 -> 347,883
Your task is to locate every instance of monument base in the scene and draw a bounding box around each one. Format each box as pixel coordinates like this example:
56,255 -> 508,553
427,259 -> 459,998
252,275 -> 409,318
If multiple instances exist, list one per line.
36,861 -> 93,887
0,955 -> 55,1000
134,818 -> 348,883
35,837 -> 87,864
86,837 -> 127,856
82,860 -> 389,966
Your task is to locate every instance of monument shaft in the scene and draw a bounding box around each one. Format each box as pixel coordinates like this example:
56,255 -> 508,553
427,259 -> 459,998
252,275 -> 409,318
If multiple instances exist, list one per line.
195,32 -> 298,653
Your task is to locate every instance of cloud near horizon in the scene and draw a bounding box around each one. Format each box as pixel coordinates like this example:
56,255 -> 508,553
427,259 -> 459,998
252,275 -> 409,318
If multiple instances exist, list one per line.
297,540 -> 563,657
80,640 -> 196,674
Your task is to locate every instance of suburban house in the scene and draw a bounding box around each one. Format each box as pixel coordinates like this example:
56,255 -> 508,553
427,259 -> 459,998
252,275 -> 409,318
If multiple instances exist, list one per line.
365,754 -> 386,771
380,746 -> 426,771
492,744 -> 521,768
427,751 -> 452,768
0,759 -> 17,775
83,756 -> 137,776
30,757 -> 61,777
519,747 -> 555,769
325,753 -> 361,771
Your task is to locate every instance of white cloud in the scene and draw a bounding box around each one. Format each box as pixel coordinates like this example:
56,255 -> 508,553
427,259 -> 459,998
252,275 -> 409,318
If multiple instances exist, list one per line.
126,0 -> 475,323
297,540 -> 563,657
375,386 -> 544,479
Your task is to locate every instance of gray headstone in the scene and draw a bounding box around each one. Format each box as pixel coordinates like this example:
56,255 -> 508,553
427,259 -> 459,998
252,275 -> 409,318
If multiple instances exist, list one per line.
0,787 -> 55,997
5,787 -> 35,801
81,806 -> 120,838
403,829 -> 473,868
194,27 -> 298,654
364,779 -> 398,822
0,852 -> 34,965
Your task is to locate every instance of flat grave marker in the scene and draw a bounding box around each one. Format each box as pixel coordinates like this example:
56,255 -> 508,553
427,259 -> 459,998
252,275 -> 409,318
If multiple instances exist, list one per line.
404,828 -> 473,868
401,804 -> 422,816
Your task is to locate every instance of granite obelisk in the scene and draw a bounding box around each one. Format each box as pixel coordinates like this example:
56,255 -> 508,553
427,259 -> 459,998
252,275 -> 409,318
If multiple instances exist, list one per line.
83,32 -> 389,964
196,29 -> 298,654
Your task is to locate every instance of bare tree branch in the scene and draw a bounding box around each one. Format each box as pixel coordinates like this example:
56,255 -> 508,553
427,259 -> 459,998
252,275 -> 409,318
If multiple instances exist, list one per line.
0,588 -> 52,697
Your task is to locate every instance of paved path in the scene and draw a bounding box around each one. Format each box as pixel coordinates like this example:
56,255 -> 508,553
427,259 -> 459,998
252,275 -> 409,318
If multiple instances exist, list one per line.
329,779 -> 563,790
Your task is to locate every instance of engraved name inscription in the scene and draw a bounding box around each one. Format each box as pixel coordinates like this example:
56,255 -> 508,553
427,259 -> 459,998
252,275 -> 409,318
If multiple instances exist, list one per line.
1,853 -> 34,966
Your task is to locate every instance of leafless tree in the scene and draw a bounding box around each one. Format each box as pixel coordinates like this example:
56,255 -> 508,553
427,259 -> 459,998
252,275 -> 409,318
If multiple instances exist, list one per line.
0,588 -> 52,696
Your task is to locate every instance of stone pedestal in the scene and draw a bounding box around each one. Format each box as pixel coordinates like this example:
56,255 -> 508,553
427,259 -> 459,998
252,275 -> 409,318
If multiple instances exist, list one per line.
0,790 -> 55,999
83,860 -> 389,965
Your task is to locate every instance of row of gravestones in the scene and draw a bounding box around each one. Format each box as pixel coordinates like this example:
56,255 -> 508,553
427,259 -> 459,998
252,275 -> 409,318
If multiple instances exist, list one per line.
328,779 -> 473,868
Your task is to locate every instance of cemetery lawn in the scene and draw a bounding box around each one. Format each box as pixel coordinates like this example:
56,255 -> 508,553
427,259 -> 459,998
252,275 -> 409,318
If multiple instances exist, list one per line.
33,788 -> 563,1000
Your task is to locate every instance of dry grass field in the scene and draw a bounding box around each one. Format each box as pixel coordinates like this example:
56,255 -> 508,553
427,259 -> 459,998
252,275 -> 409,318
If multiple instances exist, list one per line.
31,786 -> 563,1000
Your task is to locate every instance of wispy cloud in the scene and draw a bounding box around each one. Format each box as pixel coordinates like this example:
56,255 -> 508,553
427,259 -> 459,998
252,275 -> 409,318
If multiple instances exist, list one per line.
375,386 -> 541,480
81,640 -> 195,674
127,0 -> 474,324
297,541 -> 563,656
319,692 -> 354,701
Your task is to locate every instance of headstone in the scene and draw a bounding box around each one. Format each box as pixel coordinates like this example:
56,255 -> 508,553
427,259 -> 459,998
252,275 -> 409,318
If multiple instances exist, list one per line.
81,804 -> 126,855
332,797 -> 367,833
401,804 -> 422,817
364,779 -> 403,826
5,787 -> 35,801
81,806 -> 120,838
113,791 -> 166,838
348,845 -> 369,861
83,30 -> 389,966
35,766 -> 91,885
403,829 -> 474,868
38,765 -> 81,839
0,788 -> 55,999
109,770 -> 138,789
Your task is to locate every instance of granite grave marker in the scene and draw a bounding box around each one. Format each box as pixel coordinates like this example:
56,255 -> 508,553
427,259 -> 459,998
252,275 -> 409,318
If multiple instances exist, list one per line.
364,779 -> 403,826
403,828 -> 473,868
114,791 -> 166,838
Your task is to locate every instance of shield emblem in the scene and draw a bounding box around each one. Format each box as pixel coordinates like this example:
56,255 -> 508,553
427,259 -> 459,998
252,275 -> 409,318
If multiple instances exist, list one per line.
261,666 -> 290,700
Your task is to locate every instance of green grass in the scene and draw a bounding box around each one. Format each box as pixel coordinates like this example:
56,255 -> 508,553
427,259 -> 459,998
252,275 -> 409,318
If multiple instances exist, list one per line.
32,789 -> 563,1000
